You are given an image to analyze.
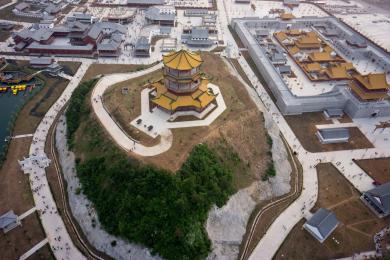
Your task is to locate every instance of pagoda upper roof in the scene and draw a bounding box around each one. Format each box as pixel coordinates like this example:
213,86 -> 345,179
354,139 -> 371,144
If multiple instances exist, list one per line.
163,49 -> 203,71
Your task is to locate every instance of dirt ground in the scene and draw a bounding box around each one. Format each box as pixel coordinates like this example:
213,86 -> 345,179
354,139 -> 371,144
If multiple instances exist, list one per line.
355,158 -> 390,183
285,112 -> 373,152
0,0 -> 11,6
81,63 -> 154,82
275,163 -> 390,259
240,142 -> 303,259
0,29 -> 11,42
0,3 -> 40,23
103,53 -> 271,190
104,70 -> 163,146
0,137 -> 53,259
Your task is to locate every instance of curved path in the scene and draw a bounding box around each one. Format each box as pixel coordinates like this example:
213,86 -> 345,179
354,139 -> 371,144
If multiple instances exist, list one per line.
50,119 -> 105,260
91,62 -> 174,157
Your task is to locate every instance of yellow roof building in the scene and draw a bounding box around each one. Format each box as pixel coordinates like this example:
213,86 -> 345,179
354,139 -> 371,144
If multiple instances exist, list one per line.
289,45 -> 300,55
163,49 -> 203,70
295,33 -> 321,49
308,51 -> 334,62
350,73 -> 390,101
151,79 -> 215,112
325,65 -> 349,79
286,29 -> 301,36
280,13 -> 295,20
354,73 -> 390,90
274,31 -> 288,42
304,62 -> 322,72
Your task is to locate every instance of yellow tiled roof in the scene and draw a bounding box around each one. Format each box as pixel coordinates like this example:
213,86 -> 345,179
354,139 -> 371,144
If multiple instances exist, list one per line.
289,46 -> 300,55
165,90 -> 178,100
172,96 -> 201,110
304,62 -> 322,72
198,92 -> 215,107
323,45 -> 333,53
151,79 -> 215,112
153,95 -> 173,110
308,51 -> 333,62
191,89 -> 204,99
295,33 -> 321,48
275,31 -> 288,42
354,73 -> 390,90
163,49 -> 203,70
350,81 -> 390,100
280,13 -> 295,20
341,62 -> 354,71
325,66 -> 349,79
287,29 -> 301,36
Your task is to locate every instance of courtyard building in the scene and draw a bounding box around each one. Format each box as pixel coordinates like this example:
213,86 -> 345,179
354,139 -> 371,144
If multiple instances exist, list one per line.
0,210 -> 21,234
361,183 -> 390,218
303,208 -> 340,243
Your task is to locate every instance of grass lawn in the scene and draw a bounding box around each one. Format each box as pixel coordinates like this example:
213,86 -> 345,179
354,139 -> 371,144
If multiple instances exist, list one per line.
103,52 -> 271,190
275,163 -> 390,259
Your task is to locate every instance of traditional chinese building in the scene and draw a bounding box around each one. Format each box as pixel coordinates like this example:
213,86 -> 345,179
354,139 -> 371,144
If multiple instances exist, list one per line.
151,49 -> 216,113
349,73 -> 390,101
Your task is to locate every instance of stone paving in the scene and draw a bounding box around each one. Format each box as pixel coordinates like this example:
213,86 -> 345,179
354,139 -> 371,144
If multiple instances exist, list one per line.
18,62 -> 92,260
19,238 -> 49,260
91,63 -> 174,156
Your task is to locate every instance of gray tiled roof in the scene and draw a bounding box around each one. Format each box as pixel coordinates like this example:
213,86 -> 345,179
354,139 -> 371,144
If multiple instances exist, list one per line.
30,57 -> 52,65
306,208 -> 339,240
278,65 -> 291,74
135,36 -> 150,50
191,27 -> 209,39
145,6 -> 175,21
28,42 -> 94,50
318,128 -> 350,140
86,22 -> 126,40
14,2 -> 30,11
256,29 -> 269,37
127,0 -> 164,5
365,183 -> 390,214
270,52 -> 286,63
0,211 -> 18,229
16,28 -> 54,41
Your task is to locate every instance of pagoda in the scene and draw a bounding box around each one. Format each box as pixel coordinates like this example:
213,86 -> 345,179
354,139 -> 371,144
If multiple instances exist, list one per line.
151,49 -> 216,113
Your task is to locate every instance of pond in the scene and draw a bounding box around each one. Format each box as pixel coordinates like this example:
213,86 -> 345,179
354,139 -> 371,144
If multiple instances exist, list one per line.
0,90 -> 36,152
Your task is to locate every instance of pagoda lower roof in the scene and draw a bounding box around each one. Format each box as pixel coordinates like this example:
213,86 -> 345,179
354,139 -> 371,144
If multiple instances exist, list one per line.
151,79 -> 215,111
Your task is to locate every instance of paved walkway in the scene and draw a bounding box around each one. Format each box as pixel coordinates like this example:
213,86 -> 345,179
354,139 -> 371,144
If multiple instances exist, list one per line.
19,61 -> 92,260
19,207 -> 36,220
12,134 -> 34,139
19,238 -> 49,260
91,62 -> 174,156
316,123 -> 358,129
